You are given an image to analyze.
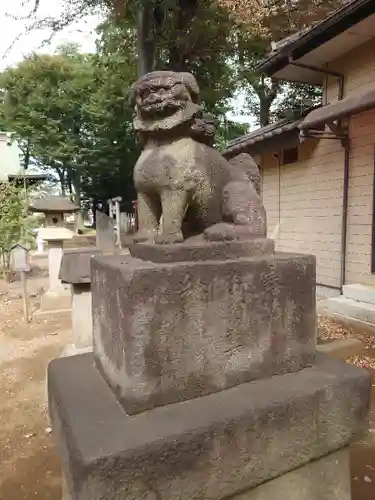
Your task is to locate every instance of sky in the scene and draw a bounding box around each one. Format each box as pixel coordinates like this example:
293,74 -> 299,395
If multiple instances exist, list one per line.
0,0 -> 253,126
1,0 -> 101,71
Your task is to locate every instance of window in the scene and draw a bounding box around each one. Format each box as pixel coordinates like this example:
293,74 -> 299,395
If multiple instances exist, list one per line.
281,147 -> 298,165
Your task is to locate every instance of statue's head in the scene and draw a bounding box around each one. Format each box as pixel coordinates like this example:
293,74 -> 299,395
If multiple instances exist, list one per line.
132,71 -> 201,135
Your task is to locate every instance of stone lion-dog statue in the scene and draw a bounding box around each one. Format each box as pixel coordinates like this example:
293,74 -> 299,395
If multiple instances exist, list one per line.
132,70 -> 266,244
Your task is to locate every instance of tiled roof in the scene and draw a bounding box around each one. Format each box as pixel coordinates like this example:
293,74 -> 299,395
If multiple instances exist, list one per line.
225,116 -> 304,156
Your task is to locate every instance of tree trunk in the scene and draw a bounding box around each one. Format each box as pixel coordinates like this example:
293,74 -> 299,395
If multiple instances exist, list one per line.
259,97 -> 272,127
57,168 -> 66,196
169,0 -> 198,71
137,6 -> 156,76
72,171 -> 84,232
92,199 -> 98,228
66,168 -> 74,199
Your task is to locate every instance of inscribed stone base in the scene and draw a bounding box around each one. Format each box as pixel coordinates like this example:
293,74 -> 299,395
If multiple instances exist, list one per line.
48,353 -> 369,500
92,252 -> 316,415
231,449 -> 350,500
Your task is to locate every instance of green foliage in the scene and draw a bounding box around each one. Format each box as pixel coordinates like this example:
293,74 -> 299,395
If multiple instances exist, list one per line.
1,45 -> 96,198
0,40 -> 139,209
272,82 -> 323,121
215,119 -> 249,151
80,19 -> 140,209
232,34 -> 322,126
0,183 -> 36,278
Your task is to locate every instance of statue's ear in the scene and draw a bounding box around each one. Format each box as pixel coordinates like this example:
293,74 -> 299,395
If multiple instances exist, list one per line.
179,72 -> 200,103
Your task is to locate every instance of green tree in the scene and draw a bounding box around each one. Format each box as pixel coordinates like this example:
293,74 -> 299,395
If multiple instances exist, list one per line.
79,20 -> 140,211
1,44 -> 96,227
21,0 -> 336,128
0,183 -> 36,280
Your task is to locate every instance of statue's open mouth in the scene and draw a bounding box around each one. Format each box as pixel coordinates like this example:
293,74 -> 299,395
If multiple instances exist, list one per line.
140,95 -> 188,116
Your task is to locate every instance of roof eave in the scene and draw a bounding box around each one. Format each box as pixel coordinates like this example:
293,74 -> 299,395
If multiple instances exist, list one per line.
256,0 -> 375,77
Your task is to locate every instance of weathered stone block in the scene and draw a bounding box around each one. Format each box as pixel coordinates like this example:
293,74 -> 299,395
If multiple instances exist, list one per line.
48,353 -> 370,500
59,248 -> 103,284
92,252 -> 316,414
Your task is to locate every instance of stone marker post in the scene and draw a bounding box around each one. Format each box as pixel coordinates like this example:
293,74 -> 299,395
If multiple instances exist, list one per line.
95,211 -> 116,252
36,228 -> 46,255
48,71 -> 370,500
112,196 -> 122,247
59,248 -> 103,357
107,198 -> 114,218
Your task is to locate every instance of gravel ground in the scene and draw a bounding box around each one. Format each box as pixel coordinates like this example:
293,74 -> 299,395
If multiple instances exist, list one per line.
0,295 -> 71,500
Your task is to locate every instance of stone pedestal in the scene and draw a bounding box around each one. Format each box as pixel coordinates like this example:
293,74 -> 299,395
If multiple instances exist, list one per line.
92,247 -> 316,414
49,353 -> 368,500
49,240 -> 370,500
59,248 -> 103,356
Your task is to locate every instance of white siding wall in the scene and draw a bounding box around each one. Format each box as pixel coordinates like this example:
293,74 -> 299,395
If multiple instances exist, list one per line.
345,110 -> 375,285
261,140 -> 344,288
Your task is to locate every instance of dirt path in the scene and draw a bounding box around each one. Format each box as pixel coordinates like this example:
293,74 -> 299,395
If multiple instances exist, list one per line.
0,289 -> 375,499
318,315 -> 375,498
0,296 -> 71,500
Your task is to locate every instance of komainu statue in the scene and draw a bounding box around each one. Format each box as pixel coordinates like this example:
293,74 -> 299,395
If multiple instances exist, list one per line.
132,71 -> 266,244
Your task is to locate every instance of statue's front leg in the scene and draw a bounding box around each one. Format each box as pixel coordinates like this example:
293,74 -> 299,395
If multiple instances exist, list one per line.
156,190 -> 188,244
134,192 -> 160,243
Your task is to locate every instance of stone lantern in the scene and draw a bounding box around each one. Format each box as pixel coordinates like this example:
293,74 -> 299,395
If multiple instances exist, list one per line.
29,197 -> 79,312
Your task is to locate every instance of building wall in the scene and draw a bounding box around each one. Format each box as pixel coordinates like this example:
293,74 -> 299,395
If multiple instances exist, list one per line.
345,109 -> 375,286
326,38 -> 375,103
260,37 -> 375,290
261,140 -> 344,288
325,38 -> 375,286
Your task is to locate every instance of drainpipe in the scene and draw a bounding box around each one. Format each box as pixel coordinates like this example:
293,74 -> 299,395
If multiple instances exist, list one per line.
337,75 -> 348,293
341,139 -> 350,292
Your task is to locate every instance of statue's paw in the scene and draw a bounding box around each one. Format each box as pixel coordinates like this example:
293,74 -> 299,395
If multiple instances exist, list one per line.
155,231 -> 184,245
205,222 -> 265,241
204,223 -> 236,241
133,229 -> 157,243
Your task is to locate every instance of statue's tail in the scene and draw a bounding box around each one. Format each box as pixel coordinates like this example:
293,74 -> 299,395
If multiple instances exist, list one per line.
228,153 -> 261,196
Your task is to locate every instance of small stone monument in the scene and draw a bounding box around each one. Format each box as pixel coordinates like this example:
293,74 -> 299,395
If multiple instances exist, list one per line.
48,72 -> 370,500
95,210 -> 116,252
30,197 -> 79,312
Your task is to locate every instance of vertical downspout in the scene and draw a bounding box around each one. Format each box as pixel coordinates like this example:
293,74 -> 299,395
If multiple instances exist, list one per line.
338,75 -> 349,292
341,138 -> 350,292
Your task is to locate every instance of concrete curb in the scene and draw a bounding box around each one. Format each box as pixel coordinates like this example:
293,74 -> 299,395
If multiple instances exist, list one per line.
317,338 -> 365,360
